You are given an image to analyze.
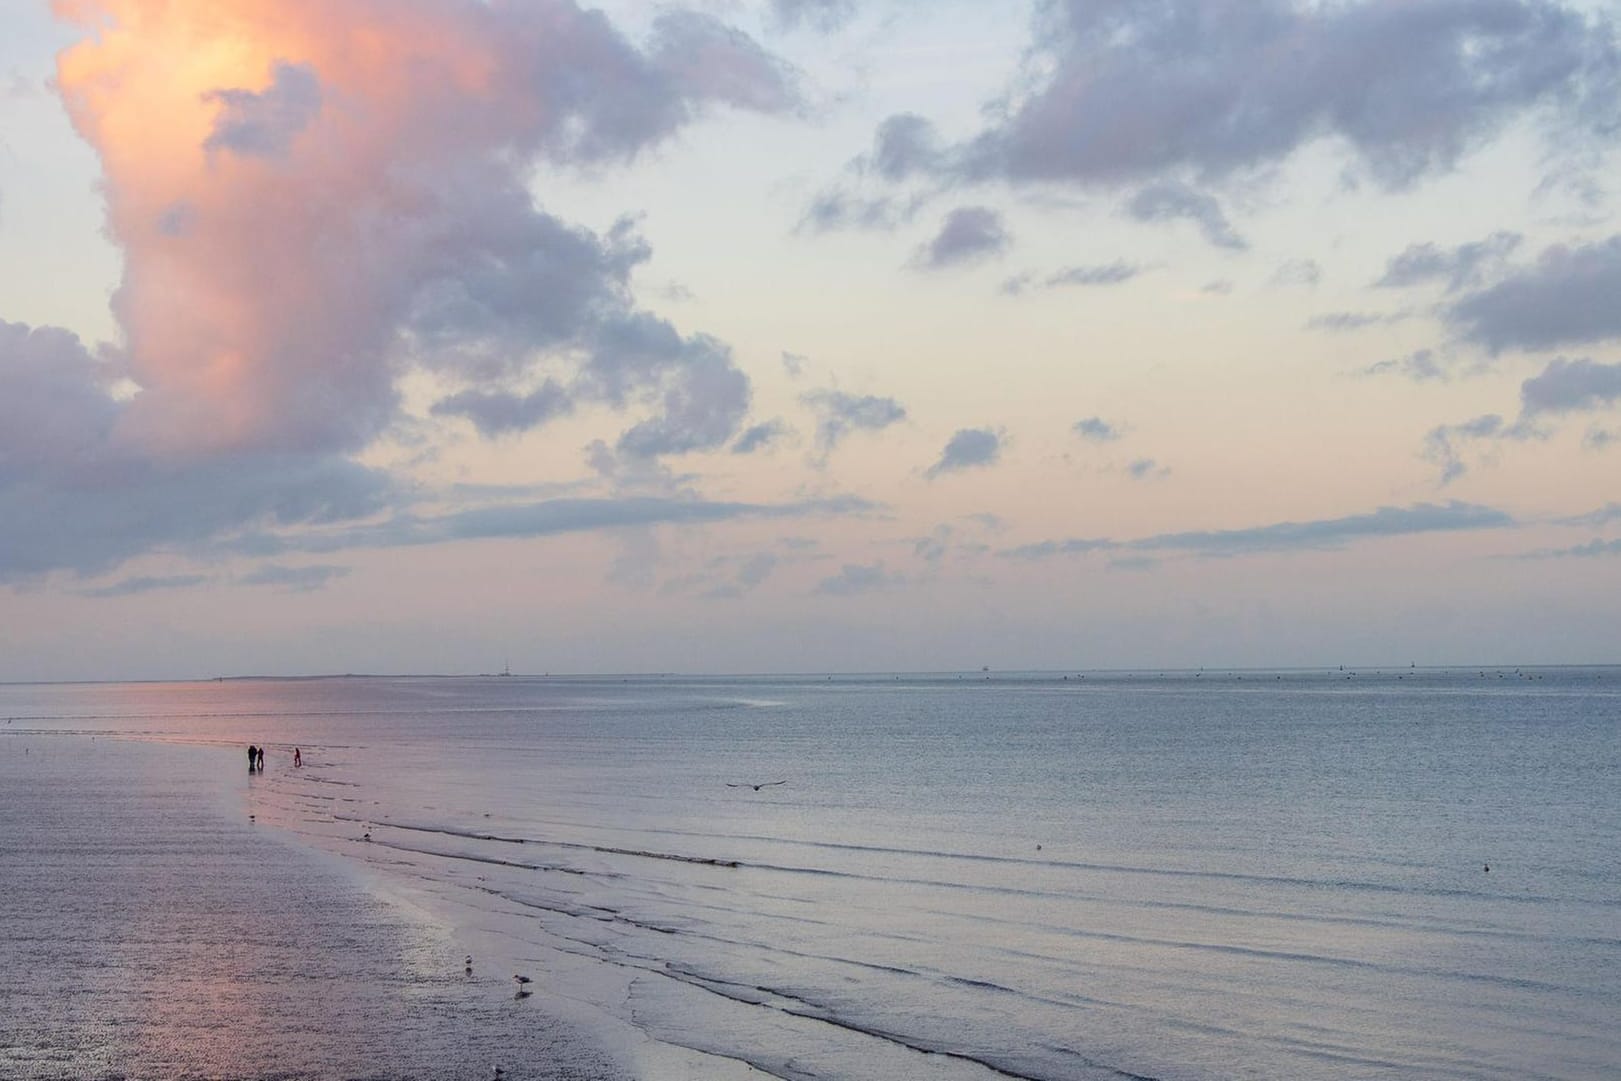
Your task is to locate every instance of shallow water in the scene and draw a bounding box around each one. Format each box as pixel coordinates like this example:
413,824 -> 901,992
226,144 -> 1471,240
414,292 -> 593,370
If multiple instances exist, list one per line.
3,668 -> 1618,1079
0,736 -> 622,1081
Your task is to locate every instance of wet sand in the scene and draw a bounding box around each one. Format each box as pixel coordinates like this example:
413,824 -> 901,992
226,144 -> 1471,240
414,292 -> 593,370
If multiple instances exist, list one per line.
0,735 -> 623,1081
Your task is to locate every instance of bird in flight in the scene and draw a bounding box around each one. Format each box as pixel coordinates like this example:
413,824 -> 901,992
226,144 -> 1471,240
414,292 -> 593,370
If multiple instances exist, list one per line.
727,781 -> 787,791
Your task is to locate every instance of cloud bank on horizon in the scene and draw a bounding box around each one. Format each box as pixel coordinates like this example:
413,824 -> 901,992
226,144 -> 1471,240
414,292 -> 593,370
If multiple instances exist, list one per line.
2,0 -> 1620,674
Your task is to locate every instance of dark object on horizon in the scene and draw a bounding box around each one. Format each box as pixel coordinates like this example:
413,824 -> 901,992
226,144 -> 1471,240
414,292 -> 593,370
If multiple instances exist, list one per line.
1484,864 -> 1490,873
727,781 -> 787,791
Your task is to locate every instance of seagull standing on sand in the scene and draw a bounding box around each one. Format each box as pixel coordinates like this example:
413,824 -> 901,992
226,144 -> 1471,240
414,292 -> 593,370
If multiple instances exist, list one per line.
726,781 -> 787,791
513,974 -> 533,997
465,955 -> 473,976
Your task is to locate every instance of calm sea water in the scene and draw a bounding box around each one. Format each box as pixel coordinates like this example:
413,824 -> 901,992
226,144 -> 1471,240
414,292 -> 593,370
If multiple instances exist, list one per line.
3,668 -> 1618,1080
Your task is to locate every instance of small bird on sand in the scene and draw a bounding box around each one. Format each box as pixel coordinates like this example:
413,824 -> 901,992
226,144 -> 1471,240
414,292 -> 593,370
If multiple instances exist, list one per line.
726,780 -> 786,791
464,955 -> 473,975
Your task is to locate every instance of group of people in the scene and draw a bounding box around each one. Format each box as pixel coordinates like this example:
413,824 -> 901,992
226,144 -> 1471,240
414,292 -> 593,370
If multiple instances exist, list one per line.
247,745 -> 303,772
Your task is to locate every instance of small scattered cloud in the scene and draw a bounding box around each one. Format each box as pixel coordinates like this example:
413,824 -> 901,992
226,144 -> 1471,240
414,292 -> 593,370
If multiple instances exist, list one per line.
1422,414 -> 1510,484
1517,538 -> 1621,559
238,563 -> 350,592
799,187 -> 920,233
431,381 -> 572,438
1004,261 -> 1143,295
1360,349 -> 1449,382
1374,232 -> 1522,292
1001,501 -> 1514,561
801,389 -> 907,453
1271,259 -> 1322,288
780,351 -> 808,378
814,561 -> 905,596
769,0 -> 855,32
926,428 -> 1002,479
1307,310 -> 1410,333
866,113 -> 945,182
732,419 -> 790,455
79,574 -> 211,599
1519,356 -> 1621,416
1125,458 -> 1168,480
1447,236 -> 1621,352
1557,502 -> 1621,527
1074,416 -> 1122,442
1126,182 -> 1245,250
914,207 -> 1011,270
1584,425 -> 1619,451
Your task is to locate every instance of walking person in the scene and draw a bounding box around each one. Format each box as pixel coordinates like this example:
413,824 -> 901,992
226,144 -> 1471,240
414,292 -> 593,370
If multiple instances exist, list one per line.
248,745 -> 258,773
256,746 -> 265,772
293,747 -> 302,768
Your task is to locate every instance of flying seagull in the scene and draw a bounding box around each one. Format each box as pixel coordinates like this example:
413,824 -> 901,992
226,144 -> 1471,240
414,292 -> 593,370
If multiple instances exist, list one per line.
726,781 -> 787,791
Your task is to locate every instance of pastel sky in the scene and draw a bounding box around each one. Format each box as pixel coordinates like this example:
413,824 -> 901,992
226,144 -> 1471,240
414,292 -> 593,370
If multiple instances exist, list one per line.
2,0 -> 1620,681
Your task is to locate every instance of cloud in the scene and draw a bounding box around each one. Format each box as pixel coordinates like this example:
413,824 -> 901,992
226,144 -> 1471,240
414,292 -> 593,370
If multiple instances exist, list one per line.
1073,416 -> 1121,441
203,61 -> 323,159
1125,457 -> 1169,480
1558,503 -> 1621,527
430,381 -> 572,437
801,389 -> 907,452
233,493 -> 878,558
0,319 -> 399,581
1518,538 -> 1621,559
1307,310 -> 1409,333
780,351 -> 808,377
956,0 -> 1620,189
238,563 -> 350,592
1586,425 -> 1619,451
1374,231 -> 1522,291
1002,501 -> 1514,560
1359,349 -> 1449,382
868,113 -> 944,181
79,574 -> 211,598
1422,414 -> 1509,484
44,0 -> 795,458
731,419 -> 790,454
1270,258 -> 1322,287
1125,182 -> 1245,249
1519,357 -> 1621,416
770,0 -> 855,32
926,428 -> 1002,479
1005,261 -> 1144,295
4,1 -> 806,584
689,551 -> 781,600
798,188 -> 921,233
914,207 -> 1011,269
814,561 -> 905,596
1447,236 -> 1621,352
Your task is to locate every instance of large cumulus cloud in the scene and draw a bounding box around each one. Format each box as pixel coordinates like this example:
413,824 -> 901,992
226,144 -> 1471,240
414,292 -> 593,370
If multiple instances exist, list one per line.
3,0 -> 799,581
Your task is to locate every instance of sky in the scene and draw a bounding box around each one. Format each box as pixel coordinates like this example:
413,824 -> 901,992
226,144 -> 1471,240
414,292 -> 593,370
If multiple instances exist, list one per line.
1,0 -> 1619,681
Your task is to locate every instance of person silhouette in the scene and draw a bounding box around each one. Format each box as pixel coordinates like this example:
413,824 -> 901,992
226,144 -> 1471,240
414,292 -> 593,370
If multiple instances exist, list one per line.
248,745 -> 258,773
256,747 -> 265,772
293,747 -> 302,768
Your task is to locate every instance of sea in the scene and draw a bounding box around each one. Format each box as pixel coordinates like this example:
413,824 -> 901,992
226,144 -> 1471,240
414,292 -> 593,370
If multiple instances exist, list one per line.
1,667 -> 1617,1081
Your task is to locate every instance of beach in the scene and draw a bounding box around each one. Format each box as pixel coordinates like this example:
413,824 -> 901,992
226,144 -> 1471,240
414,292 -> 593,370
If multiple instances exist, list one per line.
0,734 -> 631,1081
3,670 -> 1619,1080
